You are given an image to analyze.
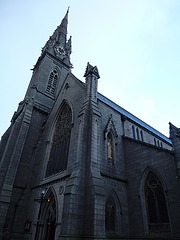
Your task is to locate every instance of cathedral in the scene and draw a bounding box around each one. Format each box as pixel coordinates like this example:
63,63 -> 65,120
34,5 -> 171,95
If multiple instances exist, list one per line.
1,9 -> 180,240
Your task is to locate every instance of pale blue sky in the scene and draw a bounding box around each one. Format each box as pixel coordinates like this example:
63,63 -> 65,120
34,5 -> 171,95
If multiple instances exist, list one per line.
1,0 -> 180,137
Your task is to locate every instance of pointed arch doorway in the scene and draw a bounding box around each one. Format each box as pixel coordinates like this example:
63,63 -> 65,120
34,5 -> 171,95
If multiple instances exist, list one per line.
39,191 -> 57,240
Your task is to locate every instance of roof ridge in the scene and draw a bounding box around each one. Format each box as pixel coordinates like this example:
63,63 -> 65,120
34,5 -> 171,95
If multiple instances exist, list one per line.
97,92 -> 171,144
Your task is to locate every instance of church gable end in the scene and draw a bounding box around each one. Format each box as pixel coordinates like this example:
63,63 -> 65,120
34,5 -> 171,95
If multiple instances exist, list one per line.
0,9 -> 180,240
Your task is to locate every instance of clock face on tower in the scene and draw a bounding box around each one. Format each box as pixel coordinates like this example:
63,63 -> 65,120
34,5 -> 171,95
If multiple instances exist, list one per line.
56,45 -> 66,56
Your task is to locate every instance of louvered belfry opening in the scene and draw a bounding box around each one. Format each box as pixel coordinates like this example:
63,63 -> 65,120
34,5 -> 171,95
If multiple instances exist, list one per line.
46,69 -> 58,95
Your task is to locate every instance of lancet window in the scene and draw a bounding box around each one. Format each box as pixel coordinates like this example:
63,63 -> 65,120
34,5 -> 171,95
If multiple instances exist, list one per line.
46,102 -> 72,177
136,128 -> 139,140
140,130 -> 144,142
145,172 -> 170,233
132,125 -> 135,139
46,68 -> 58,95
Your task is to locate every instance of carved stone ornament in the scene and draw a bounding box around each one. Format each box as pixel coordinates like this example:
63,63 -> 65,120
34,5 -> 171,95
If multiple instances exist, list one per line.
104,115 -> 118,140
84,62 -> 100,79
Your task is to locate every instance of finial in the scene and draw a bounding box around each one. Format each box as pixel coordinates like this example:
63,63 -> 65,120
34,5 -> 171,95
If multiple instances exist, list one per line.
67,6 -> 70,13
84,62 -> 100,79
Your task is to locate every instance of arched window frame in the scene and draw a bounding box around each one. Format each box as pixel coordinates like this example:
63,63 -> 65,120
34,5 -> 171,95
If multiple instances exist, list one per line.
46,67 -> 59,95
145,172 -> 170,230
132,125 -> 135,139
136,128 -> 140,140
45,101 -> 73,177
140,130 -> 144,142
105,191 -> 122,236
139,168 -> 170,235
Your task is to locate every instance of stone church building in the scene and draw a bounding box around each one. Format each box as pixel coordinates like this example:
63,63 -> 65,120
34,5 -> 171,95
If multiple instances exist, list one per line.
0,10 -> 180,240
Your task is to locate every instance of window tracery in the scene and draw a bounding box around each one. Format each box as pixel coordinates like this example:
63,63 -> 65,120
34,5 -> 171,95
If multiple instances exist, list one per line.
46,102 -> 72,177
145,172 -> 170,233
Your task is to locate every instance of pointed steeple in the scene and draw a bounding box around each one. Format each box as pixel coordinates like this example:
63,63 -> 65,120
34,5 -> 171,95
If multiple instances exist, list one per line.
58,7 -> 69,36
42,8 -> 70,53
39,8 -> 72,68
57,7 -> 69,45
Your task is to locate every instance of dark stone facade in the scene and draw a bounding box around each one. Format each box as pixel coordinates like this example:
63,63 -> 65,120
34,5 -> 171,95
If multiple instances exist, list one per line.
0,10 -> 180,240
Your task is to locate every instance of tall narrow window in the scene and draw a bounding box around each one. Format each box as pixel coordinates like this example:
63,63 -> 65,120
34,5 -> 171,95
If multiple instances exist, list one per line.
145,172 -> 170,233
46,68 -> 58,95
140,130 -> 144,142
105,196 -> 117,232
132,125 -> 135,139
136,128 -> 139,140
46,102 -> 72,177
107,132 -> 113,161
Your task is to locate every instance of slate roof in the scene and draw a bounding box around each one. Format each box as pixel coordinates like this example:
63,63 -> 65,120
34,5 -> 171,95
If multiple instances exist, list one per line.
75,75 -> 171,144
97,92 -> 171,144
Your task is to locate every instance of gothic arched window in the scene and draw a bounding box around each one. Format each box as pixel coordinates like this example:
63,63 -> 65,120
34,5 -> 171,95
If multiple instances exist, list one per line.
107,132 -> 113,161
140,130 -> 144,142
132,125 -> 135,139
136,128 -> 139,140
105,196 -> 117,232
46,102 -> 72,177
46,68 -> 58,95
145,172 -> 170,232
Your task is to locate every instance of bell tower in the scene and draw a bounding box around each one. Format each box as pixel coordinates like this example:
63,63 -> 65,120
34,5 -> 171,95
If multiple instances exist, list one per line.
41,7 -> 72,68
24,8 -> 72,114
0,9 -> 72,237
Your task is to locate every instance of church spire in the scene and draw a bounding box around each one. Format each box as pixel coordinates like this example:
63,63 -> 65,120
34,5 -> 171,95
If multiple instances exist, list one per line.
40,8 -> 72,68
42,8 -> 70,54
57,7 -> 69,44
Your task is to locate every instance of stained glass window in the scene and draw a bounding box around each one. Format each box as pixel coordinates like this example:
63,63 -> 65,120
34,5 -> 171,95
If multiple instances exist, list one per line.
46,103 -> 72,177
145,172 -> 170,232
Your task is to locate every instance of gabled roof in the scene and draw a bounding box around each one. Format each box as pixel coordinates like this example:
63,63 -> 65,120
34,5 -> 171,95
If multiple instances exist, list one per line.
73,76 -> 171,144
97,92 -> 171,144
